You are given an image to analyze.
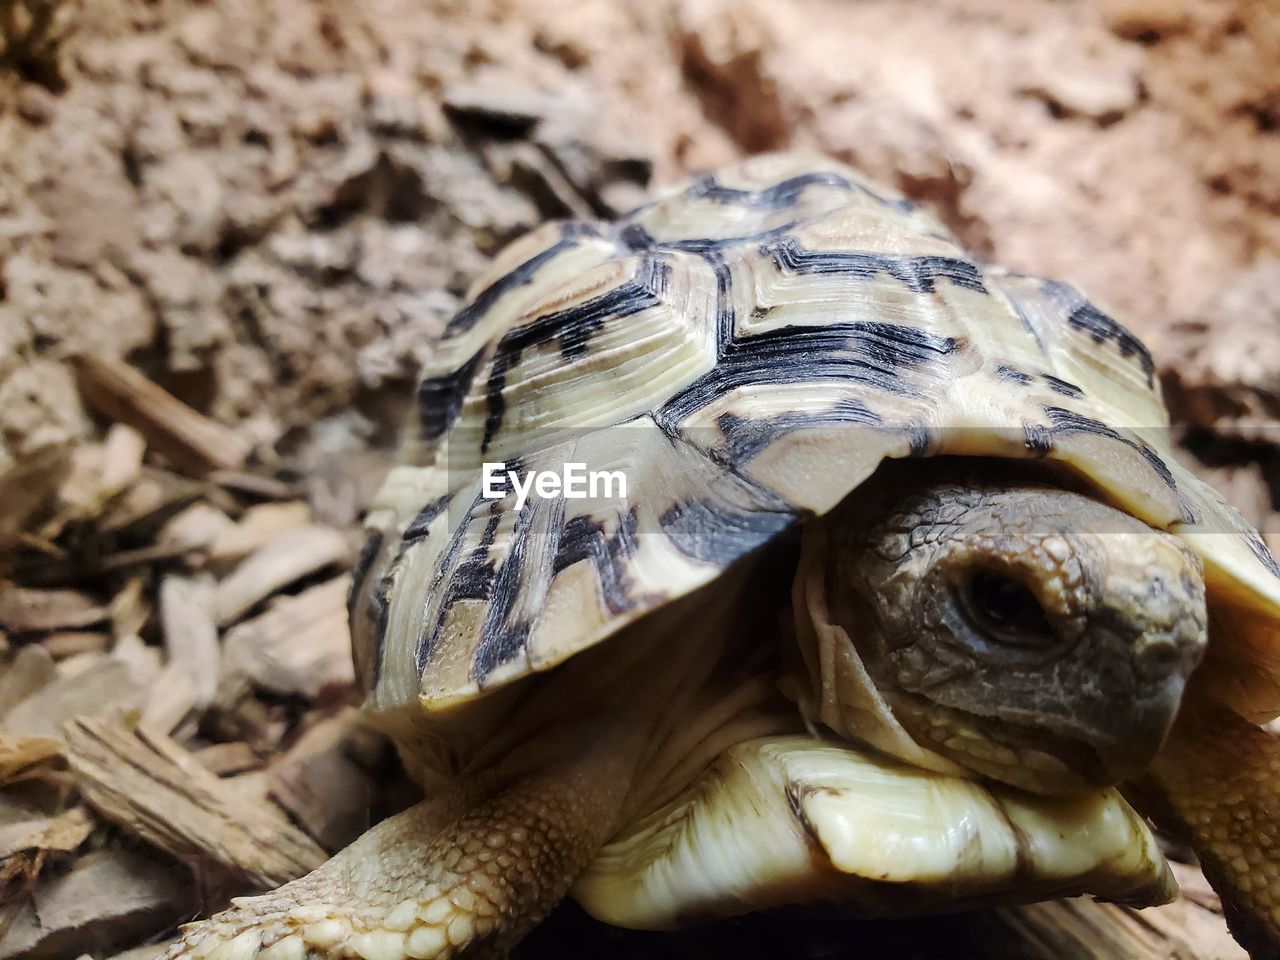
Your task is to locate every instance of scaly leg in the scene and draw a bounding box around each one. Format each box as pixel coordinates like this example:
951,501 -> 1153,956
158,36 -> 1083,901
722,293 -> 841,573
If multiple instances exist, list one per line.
167,734 -> 638,960
1143,693 -> 1280,959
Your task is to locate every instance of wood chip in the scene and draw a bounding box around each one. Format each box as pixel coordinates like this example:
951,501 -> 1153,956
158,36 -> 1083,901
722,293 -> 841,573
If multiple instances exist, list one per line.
159,573 -> 219,708
110,575 -> 151,643
72,354 -> 252,476
192,741 -> 260,776
108,940 -> 178,960
207,470 -> 298,501
0,734 -> 62,783
1,847 -> 192,960
0,644 -> 57,717
40,630 -> 111,659
442,81 -> 565,133
505,141 -> 596,220
96,468 -> 205,536
992,896 -> 1244,960
3,655 -> 144,738
155,501 -> 237,555
207,500 -> 313,568
0,805 -> 93,859
221,575 -> 355,699
215,526 -> 350,626
64,713 -> 326,888
110,634 -> 163,687
0,584 -> 108,634
268,709 -> 373,851
53,424 -> 147,527
140,661 -> 199,735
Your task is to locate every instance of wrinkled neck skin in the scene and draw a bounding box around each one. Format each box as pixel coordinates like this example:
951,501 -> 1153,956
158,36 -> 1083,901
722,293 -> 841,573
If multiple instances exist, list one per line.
795,462 -> 1210,796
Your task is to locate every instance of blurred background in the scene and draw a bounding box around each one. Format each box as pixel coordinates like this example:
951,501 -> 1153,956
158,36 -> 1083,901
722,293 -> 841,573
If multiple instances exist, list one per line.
0,1 -> 1276,958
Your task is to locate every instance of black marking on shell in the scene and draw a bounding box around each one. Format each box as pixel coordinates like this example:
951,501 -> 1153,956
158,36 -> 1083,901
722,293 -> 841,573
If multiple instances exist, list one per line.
619,218 -> 802,258
714,400 -> 882,465
1044,406 -> 1194,521
690,170 -> 917,215
993,365 -> 1083,399
553,509 -> 643,615
1040,280 -> 1155,385
659,321 -> 956,427
659,498 -> 798,566
418,349 -> 485,443
348,530 -> 385,622
471,501 -> 540,683
702,249 -> 737,351
480,256 -> 672,451
995,364 -> 1033,385
452,511 -> 503,602
402,494 -> 454,542
442,222 -> 604,336
348,529 -> 385,692
907,423 -> 934,457
1023,423 -> 1054,458
414,501 -> 501,676
995,278 -> 1051,359
784,784 -> 825,852
1042,374 -> 1085,398
762,237 -> 987,295
619,222 -> 655,251
1245,529 -> 1280,579
371,593 -> 390,692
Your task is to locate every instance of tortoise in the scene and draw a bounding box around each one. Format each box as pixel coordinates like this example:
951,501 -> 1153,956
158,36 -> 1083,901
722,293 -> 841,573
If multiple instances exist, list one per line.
170,153 -> 1280,960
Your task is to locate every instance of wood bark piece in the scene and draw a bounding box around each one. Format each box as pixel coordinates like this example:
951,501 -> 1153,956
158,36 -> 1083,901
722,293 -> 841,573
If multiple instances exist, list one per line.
0,804 -> 93,860
0,584 -> 107,634
64,713 -> 326,888
96,468 -> 205,536
52,423 -> 147,529
0,734 -> 61,783
990,896 -> 1245,960
159,573 -> 219,708
39,630 -> 110,659
140,661 -> 199,735
72,354 -> 252,476
0,847 -> 192,960
2,655 -> 143,738
207,500 -> 312,568
109,634 -> 163,687
110,575 -> 151,643
192,741 -> 259,776
109,941 -> 178,960
156,501 -> 237,555
0,645 -> 57,716
268,708 -> 373,852
214,526 -> 350,626
221,575 -> 355,699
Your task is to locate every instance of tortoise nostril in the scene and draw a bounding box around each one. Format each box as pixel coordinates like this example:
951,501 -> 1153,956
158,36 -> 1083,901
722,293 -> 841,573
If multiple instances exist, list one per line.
1133,633 -> 1196,683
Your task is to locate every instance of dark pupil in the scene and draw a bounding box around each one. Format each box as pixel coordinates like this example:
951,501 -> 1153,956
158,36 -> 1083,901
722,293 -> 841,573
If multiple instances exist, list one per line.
966,570 -> 1052,639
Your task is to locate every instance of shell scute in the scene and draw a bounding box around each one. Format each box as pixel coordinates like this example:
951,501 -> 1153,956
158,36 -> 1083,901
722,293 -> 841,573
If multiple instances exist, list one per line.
354,154 -> 1280,725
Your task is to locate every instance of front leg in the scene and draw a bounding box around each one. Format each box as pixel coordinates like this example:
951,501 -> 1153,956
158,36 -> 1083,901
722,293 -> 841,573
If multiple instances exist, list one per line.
169,748 -> 633,960
1142,694 -> 1280,959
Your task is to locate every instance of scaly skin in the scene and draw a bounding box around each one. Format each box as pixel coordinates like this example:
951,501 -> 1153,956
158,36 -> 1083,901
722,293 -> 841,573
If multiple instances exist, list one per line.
1144,693 -> 1280,959
165,726 -> 641,960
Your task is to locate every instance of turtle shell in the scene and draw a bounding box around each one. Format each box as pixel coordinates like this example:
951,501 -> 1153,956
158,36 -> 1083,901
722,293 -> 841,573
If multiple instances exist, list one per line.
351,152 -> 1280,728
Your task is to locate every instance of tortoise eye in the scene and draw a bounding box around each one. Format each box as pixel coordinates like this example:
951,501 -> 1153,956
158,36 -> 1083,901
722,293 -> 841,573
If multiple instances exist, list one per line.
963,570 -> 1054,644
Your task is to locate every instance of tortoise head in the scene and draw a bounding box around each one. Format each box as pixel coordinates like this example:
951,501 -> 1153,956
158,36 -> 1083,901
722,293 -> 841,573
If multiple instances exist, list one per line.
823,469 -> 1208,794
